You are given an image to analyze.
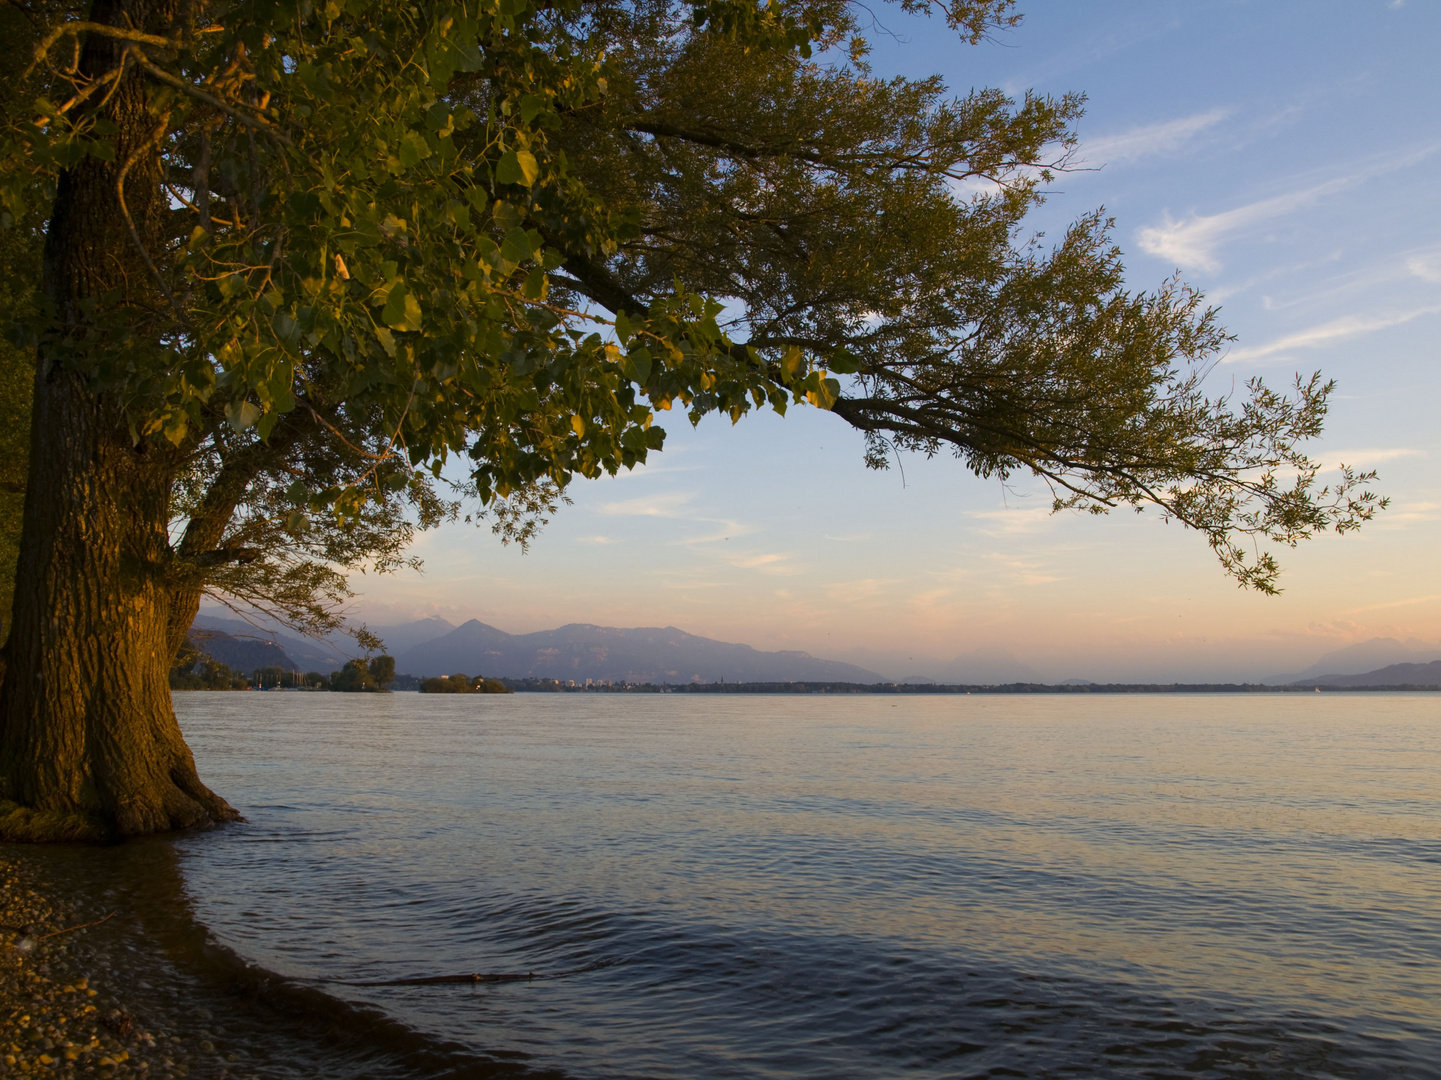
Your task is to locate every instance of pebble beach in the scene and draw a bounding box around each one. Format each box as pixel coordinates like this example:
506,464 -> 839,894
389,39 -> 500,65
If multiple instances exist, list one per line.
0,856 -> 211,1080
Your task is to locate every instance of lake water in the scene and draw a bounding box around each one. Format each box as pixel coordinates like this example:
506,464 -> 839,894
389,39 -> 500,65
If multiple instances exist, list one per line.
11,693 -> 1441,1078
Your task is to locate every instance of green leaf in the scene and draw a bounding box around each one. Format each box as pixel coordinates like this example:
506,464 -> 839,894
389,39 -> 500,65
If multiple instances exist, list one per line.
398,130 -> 433,169
624,348 -> 652,384
523,267 -> 549,300
425,101 -> 452,131
226,400 -> 262,433
495,149 -> 540,187
500,227 -> 531,268
519,94 -> 548,125
382,283 -> 423,331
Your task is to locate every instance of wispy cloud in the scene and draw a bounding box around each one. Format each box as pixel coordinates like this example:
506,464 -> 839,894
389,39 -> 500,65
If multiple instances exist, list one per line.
1137,144 -> 1440,272
824,577 -> 905,603
1137,177 -> 1356,273
1313,448 -> 1423,473
969,506 -> 1057,535
1224,303 -> 1441,362
984,553 -> 1063,587
725,552 -> 794,572
575,535 -> 616,545
1081,108 -> 1229,167
1408,251 -> 1441,283
1371,500 -> 1441,529
600,492 -> 696,517
598,489 -> 755,546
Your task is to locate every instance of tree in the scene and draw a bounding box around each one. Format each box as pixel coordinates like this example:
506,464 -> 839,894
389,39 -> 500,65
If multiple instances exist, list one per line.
367,654 -> 396,691
330,659 -> 378,692
0,0 -> 1382,841
0,227 -> 38,648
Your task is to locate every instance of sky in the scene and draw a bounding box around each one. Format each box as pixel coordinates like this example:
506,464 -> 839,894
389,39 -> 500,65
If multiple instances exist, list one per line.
334,0 -> 1441,683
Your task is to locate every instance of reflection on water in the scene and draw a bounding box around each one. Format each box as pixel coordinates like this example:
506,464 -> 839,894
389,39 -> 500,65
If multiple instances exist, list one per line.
15,694 -> 1441,1078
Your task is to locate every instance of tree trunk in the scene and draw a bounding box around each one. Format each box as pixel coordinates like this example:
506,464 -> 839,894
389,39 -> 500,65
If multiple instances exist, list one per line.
0,0 -> 239,841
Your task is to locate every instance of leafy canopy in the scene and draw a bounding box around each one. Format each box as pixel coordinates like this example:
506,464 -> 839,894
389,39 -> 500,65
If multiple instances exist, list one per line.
0,0 -> 1382,614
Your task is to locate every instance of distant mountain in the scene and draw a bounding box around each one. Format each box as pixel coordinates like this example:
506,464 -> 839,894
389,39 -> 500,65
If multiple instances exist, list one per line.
191,614 -> 350,671
370,617 -> 456,657
1266,637 -> 1441,685
1291,660 -> 1441,688
189,628 -> 296,673
192,612 -> 462,668
396,620 -> 886,683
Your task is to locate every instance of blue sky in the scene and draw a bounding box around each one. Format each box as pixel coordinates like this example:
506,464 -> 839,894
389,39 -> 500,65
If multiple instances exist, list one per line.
339,0 -> 1440,682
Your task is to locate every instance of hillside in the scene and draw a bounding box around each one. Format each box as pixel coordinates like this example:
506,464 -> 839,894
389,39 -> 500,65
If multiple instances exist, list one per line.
188,628 -> 296,673
397,621 -> 886,684
1291,660 -> 1441,688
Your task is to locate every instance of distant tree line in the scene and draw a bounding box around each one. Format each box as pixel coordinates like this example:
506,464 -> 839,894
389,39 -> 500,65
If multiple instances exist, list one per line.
489,679 -> 1441,694
169,646 -> 397,692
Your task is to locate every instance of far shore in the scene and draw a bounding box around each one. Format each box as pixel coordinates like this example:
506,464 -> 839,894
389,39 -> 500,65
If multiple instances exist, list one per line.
174,679 -> 1441,695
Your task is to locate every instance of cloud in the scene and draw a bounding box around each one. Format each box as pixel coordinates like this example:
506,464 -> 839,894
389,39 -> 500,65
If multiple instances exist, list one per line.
726,552 -> 792,571
1081,108 -> 1229,167
969,506 -> 1057,535
1408,252 -> 1441,283
1136,177 -> 1357,273
1224,303 -> 1441,362
597,489 -> 755,546
575,535 -> 616,545
1313,448 -> 1424,473
1137,143 -> 1440,272
1371,500 -> 1441,529
599,492 -> 696,517
983,553 -> 1063,587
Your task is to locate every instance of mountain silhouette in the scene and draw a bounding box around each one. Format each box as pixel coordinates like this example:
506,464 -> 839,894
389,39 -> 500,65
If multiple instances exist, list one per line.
396,620 -> 885,684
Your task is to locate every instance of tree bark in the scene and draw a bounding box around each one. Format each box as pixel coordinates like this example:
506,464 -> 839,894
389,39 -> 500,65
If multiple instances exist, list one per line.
0,0 -> 239,841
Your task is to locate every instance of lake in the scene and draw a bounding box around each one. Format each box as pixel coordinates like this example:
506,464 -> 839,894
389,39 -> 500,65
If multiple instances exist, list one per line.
11,693 -> 1441,1078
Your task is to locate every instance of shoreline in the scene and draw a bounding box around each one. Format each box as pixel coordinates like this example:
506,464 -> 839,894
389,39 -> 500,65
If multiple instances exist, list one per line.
1,843 -> 535,1080
1,854 -> 218,1080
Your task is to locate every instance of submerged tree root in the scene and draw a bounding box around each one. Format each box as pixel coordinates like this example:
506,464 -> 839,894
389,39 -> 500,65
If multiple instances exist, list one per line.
340,960 -> 614,987
341,972 -> 539,986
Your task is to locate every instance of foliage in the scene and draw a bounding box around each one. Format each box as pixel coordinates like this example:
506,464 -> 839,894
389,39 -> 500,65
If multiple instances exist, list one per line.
420,672 -> 511,693
169,658 -> 249,689
368,653 -> 396,689
330,658 -> 378,692
0,0 -> 1384,626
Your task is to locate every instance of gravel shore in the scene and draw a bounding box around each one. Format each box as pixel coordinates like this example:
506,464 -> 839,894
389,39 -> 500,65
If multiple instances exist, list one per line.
0,855 -> 214,1080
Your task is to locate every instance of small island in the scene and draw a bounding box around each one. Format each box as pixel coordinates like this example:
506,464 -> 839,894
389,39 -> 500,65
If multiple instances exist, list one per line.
419,673 -> 512,694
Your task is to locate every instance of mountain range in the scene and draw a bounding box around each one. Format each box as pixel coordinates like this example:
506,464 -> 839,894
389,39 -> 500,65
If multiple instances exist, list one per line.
1290,660 -> 1441,688
186,612 -> 1441,688
189,612 -> 884,683
1265,637 -> 1441,685
394,620 -> 884,684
